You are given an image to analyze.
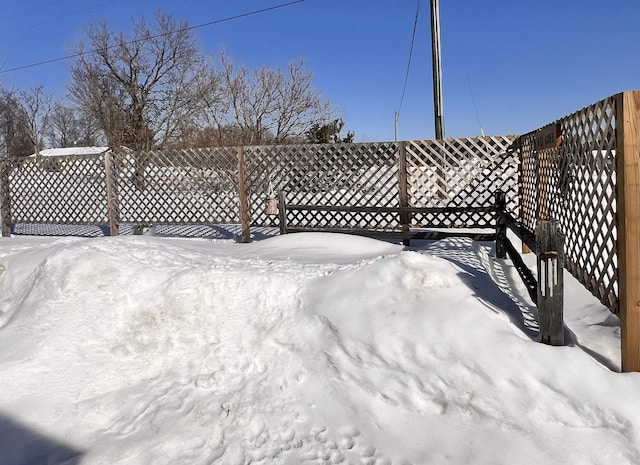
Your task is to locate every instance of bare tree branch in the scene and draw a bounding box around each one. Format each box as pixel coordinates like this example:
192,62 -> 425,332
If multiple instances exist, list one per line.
69,12 -> 209,150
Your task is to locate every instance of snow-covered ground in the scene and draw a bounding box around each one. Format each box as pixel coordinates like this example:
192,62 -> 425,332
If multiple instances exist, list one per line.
0,231 -> 636,465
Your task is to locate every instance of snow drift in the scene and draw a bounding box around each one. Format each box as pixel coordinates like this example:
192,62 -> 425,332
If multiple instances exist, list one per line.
0,233 -> 637,464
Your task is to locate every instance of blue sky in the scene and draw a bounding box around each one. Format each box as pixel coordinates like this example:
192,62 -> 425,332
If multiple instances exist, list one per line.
0,0 -> 638,142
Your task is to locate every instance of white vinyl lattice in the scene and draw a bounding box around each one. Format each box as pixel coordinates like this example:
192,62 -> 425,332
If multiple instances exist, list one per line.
405,136 -> 518,228
5,155 -> 110,224
2,138 -> 520,234
111,148 -> 240,224
245,142 -> 400,229
516,96 -> 618,313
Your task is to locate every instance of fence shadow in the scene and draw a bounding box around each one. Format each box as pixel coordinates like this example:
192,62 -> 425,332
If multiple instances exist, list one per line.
411,237 -> 539,341
10,223 -> 280,241
0,413 -> 84,465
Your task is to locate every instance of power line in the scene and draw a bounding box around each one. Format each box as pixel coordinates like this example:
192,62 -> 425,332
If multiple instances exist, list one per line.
397,0 -> 421,117
0,1 -> 119,38
0,0 -> 305,74
466,71 -> 485,137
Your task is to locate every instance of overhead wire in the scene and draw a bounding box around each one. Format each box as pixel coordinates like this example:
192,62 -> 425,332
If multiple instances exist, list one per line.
466,70 -> 485,137
0,1 -> 120,37
36,0 -> 67,8
397,0 -> 421,118
0,0 -> 305,74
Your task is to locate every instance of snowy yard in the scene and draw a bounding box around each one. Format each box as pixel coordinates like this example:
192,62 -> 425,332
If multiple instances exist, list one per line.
0,231 -> 636,465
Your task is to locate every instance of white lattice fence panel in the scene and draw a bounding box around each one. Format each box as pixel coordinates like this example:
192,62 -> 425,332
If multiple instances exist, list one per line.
245,142 -> 401,229
6,155 -> 110,224
517,132 -> 537,232
113,148 -> 240,224
516,96 -> 618,312
405,136 -> 517,228
553,98 -> 617,311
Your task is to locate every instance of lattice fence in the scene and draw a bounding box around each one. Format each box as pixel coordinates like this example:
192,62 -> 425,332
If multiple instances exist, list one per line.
405,136 -> 518,228
1,137 -> 521,238
111,148 -> 240,225
515,95 -> 618,312
0,148 -> 241,236
2,155 -> 111,225
245,142 -> 401,230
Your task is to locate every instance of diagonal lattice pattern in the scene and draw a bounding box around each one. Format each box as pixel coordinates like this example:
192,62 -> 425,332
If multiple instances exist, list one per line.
405,136 -> 518,228
112,148 -> 240,224
3,139 -> 521,236
245,142 -> 401,229
515,96 -> 618,313
5,155 -> 110,224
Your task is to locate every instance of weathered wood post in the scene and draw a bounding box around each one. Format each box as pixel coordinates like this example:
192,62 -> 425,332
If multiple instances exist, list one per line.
397,141 -> 411,246
278,191 -> 287,235
495,190 -> 507,259
616,90 -> 640,372
0,158 -> 11,237
237,146 -> 251,243
103,151 -> 120,236
536,219 -> 564,345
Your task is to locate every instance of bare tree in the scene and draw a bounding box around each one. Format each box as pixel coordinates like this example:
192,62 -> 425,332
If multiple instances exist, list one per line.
15,86 -> 55,154
207,53 -> 338,145
0,89 -> 37,157
69,12 -> 210,150
47,105 -> 105,148
68,13 -> 345,151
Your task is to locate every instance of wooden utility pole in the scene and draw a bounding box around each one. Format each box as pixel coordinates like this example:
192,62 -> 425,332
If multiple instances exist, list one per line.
430,0 -> 445,139
394,112 -> 399,142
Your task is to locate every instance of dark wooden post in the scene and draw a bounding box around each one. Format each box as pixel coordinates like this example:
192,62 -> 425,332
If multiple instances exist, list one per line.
237,146 -> 251,243
0,158 -> 11,237
397,141 -> 411,246
616,91 -> 640,372
536,219 -> 564,345
103,151 -> 120,236
278,191 -> 287,235
495,190 -> 507,259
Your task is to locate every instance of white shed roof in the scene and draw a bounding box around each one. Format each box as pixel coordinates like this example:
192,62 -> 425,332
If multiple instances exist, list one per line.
31,146 -> 110,157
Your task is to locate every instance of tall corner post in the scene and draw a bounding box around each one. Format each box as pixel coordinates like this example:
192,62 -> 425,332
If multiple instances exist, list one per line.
397,141 -> 411,246
536,219 -> 564,346
616,91 -> 640,372
495,190 -> 507,259
237,146 -> 251,243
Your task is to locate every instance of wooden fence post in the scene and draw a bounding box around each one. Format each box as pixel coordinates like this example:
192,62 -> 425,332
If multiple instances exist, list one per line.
237,146 -> 251,243
536,219 -> 564,345
495,190 -> 507,259
0,158 -> 11,237
616,91 -> 640,372
397,141 -> 411,246
278,191 -> 287,235
103,151 -> 120,236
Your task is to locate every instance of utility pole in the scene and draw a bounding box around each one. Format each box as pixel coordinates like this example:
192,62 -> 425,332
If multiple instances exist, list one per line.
430,0 -> 445,139
394,112 -> 398,142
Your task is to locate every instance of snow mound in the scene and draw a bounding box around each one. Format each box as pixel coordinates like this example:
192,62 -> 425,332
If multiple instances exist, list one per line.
0,236 -> 638,464
240,232 -> 404,263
